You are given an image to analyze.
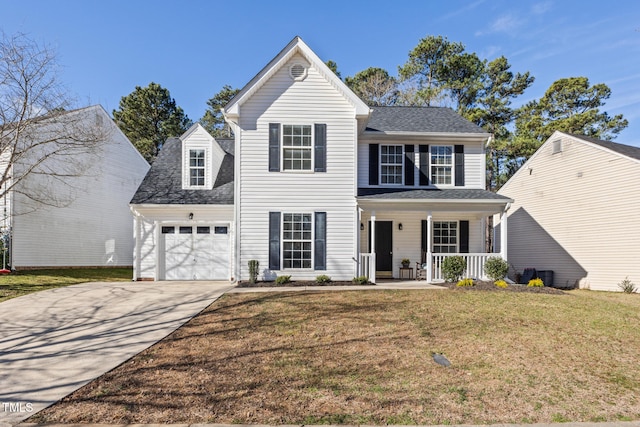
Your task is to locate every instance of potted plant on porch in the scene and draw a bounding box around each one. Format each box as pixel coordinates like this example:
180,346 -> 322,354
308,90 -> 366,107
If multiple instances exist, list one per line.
401,258 -> 411,268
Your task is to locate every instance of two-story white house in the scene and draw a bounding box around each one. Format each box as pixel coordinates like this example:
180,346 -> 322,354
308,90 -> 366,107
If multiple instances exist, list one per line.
130,37 -> 512,283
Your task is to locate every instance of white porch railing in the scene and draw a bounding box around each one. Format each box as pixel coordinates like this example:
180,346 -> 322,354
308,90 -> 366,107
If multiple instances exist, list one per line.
432,253 -> 495,282
359,253 -> 376,283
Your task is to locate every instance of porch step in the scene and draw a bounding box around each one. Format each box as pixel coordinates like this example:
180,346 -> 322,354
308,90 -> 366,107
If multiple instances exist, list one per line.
376,271 -> 393,278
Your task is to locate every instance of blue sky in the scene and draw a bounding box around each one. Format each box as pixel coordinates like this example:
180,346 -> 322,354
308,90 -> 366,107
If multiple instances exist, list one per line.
3,0 -> 640,146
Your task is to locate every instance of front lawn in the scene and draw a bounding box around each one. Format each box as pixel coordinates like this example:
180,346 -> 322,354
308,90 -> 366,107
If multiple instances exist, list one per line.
31,289 -> 640,425
0,268 -> 132,302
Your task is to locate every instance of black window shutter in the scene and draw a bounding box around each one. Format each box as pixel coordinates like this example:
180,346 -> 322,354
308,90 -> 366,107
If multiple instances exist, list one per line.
421,220 -> 428,253
314,212 -> 326,270
419,145 -> 429,186
268,123 -> 280,172
455,145 -> 465,186
314,124 -> 326,172
269,212 -> 281,270
404,144 -> 415,186
369,144 -> 379,185
459,220 -> 469,253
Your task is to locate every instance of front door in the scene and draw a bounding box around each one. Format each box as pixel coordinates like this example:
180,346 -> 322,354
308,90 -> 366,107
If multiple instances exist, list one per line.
371,221 -> 393,274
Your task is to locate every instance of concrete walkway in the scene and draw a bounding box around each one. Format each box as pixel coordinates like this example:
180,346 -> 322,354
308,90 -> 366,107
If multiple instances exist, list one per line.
0,281 -> 234,427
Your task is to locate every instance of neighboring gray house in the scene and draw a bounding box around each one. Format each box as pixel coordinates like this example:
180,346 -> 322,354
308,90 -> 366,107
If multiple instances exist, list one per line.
496,131 -> 640,291
130,37 -> 512,282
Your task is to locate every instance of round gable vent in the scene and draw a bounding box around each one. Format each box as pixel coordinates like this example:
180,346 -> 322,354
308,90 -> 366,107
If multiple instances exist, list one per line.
289,63 -> 307,81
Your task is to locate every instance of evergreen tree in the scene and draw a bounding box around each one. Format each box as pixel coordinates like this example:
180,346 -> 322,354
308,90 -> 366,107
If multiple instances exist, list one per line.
200,85 -> 240,138
113,82 -> 190,162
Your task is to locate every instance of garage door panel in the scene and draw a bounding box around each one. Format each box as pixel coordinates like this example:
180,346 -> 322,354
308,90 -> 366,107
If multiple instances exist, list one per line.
162,224 -> 229,280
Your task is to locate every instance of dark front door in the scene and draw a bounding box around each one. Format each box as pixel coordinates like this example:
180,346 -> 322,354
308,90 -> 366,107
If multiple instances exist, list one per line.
371,221 -> 393,272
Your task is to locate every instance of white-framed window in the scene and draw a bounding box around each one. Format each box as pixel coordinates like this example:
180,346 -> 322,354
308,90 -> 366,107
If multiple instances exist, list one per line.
433,221 -> 457,253
282,125 -> 312,171
431,145 -> 453,185
189,149 -> 206,186
282,213 -> 312,268
380,145 -> 403,185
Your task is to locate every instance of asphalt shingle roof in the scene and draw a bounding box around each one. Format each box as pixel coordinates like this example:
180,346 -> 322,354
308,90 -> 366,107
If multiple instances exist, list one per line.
130,137 -> 234,205
569,133 -> 640,161
365,106 -> 488,134
357,188 -> 512,201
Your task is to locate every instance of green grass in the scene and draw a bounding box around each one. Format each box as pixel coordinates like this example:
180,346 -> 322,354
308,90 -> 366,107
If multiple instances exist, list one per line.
0,268 -> 132,302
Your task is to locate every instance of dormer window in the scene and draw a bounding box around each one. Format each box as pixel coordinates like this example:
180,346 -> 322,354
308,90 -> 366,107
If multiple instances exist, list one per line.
189,149 -> 206,186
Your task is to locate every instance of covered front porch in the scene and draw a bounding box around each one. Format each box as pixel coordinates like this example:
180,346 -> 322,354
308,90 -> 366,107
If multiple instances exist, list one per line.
356,189 -> 513,284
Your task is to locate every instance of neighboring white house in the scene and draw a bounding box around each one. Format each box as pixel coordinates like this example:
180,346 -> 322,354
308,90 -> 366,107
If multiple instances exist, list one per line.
3,105 -> 149,269
130,37 -> 512,282
495,131 -> 640,291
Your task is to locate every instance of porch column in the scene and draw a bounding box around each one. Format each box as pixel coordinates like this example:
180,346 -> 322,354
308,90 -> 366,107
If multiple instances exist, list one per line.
370,211 -> 376,283
426,211 -> 432,282
500,204 -> 510,261
356,207 -> 362,277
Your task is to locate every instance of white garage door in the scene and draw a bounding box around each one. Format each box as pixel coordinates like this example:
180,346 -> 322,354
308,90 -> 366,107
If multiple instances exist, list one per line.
162,225 -> 229,280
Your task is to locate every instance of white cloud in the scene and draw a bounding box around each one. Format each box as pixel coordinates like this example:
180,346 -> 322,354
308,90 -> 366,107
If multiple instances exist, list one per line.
476,13 -> 523,36
531,1 -> 552,15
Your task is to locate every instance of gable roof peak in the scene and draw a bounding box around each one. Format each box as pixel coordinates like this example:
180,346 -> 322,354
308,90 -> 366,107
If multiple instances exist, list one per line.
223,36 -> 370,119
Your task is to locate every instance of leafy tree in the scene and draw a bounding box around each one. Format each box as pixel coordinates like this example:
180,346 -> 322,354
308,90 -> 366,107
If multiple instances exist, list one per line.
514,77 -> 628,152
113,82 -> 190,162
0,33 -> 105,211
398,35 -> 465,106
200,85 -> 240,138
345,67 -> 399,106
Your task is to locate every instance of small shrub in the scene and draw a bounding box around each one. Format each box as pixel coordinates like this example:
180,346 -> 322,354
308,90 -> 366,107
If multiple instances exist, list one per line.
528,278 -> 544,287
248,260 -> 259,284
352,275 -> 369,285
618,276 -> 637,293
484,256 -> 509,281
494,279 -> 508,288
441,256 -> 466,282
315,274 -> 332,284
275,275 -> 291,285
456,278 -> 475,287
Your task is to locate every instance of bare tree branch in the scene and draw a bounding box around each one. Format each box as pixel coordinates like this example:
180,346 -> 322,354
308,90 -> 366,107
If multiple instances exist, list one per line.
0,33 -> 107,216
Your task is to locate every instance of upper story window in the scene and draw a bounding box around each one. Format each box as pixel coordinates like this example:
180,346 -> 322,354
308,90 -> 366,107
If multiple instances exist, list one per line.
189,149 -> 206,186
380,145 -> 403,185
283,125 -> 312,171
430,145 -> 453,185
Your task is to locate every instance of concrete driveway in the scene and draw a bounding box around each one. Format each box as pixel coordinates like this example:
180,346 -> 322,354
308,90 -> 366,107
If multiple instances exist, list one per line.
0,280 -> 234,426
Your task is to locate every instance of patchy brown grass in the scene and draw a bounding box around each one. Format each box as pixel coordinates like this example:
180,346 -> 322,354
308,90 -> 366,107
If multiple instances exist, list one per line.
31,289 -> 640,425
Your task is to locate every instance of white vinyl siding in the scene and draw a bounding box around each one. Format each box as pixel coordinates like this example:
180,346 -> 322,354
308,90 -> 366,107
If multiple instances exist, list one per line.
497,132 -> 640,291
181,124 -> 225,190
237,54 -> 357,280
11,106 -> 149,268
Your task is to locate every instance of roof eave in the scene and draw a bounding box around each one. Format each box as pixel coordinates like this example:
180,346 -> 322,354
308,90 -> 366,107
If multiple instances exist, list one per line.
362,131 -> 490,141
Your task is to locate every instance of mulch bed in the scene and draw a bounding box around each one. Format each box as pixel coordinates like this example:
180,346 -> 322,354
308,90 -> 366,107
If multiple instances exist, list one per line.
440,280 -> 567,294
236,280 -> 373,287
237,279 -> 565,294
